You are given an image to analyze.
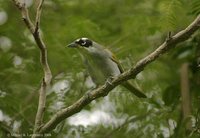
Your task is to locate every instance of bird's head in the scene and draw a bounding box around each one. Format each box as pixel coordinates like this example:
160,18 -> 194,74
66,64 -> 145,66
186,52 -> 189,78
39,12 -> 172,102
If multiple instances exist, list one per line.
67,37 -> 93,49
67,37 -> 104,55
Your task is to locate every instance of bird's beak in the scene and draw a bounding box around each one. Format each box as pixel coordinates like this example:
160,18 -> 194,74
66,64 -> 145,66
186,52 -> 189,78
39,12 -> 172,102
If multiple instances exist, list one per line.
67,42 -> 78,48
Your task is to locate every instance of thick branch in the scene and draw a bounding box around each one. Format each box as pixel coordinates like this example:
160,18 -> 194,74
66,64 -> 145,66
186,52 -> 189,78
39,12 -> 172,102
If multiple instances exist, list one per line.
39,15 -> 200,133
12,0 -> 52,136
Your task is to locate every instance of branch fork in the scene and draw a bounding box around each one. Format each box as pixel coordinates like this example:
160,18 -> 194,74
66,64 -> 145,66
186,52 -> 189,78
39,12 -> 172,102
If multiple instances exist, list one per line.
12,0 -> 52,136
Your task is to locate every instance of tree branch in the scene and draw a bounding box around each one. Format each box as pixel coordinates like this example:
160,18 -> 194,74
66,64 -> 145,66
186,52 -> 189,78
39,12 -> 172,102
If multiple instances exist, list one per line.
38,15 -> 200,133
35,0 -> 44,33
12,0 -> 52,136
12,0 -> 35,33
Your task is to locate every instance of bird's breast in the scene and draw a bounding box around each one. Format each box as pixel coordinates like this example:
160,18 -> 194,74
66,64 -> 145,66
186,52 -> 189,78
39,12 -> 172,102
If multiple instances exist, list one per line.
84,54 -> 121,85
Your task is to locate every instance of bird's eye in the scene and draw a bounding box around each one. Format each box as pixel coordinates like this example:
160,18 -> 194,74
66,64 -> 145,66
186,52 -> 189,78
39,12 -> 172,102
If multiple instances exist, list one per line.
81,41 -> 86,46
75,38 -> 92,47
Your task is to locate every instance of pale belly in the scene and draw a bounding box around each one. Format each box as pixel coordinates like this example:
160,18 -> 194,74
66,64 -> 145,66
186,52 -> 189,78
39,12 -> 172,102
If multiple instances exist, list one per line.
84,56 -> 121,85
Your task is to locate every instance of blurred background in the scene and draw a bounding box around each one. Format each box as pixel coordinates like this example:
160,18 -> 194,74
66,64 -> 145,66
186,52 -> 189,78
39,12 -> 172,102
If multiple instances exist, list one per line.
0,0 -> 200,137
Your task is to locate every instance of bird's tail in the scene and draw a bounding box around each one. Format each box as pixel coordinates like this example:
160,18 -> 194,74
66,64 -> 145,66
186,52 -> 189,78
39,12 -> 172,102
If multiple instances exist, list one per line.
122,82 -> 147,98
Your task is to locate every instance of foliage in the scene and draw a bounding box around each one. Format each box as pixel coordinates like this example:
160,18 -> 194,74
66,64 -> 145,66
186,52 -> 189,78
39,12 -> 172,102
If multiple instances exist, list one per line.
0,0 -> 200,137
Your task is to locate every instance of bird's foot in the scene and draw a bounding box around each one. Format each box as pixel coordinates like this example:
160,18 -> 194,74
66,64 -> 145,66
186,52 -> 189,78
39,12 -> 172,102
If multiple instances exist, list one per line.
106,76 -> 115,86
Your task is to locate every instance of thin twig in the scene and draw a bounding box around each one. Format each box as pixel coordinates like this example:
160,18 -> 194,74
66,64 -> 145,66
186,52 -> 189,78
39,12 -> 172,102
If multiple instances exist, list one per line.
12,0 -> 52,136
12,0 -> 35,33
38,15 -> 200,133
35,0 -> 44,33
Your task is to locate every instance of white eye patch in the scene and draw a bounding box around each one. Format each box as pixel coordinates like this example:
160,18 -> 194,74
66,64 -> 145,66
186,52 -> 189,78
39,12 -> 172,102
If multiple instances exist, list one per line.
81,37 -> 88,40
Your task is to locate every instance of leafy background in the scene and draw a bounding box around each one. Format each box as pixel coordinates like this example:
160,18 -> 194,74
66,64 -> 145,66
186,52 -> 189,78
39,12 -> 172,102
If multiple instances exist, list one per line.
0,0 -> 200,137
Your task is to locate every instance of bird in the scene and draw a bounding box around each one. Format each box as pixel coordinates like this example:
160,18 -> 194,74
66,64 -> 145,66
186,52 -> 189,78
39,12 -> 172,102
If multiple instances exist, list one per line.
67,37 -> 147,98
